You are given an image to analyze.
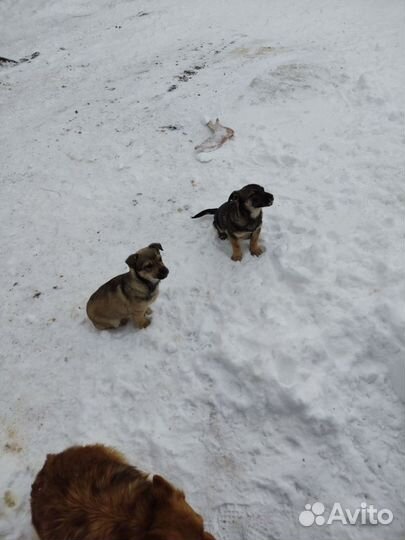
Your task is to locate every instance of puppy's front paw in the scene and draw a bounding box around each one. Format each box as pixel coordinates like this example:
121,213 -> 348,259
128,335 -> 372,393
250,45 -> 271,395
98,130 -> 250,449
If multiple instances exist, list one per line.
231,253 -> 243,262
250,245 -> 264,257
138,318 -> 151,329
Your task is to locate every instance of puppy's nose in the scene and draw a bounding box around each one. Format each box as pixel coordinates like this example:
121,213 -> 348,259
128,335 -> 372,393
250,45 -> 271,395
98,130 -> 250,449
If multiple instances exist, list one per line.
268,193 -> 274,204
159,267 -> 169,279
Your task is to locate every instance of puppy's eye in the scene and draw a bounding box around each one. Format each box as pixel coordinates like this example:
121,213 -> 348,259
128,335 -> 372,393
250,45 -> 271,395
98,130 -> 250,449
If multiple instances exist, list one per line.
144,263 -> 153,270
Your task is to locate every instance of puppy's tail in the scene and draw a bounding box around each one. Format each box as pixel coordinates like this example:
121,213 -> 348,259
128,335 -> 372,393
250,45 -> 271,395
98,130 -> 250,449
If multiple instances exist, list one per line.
192,208 -> 217,219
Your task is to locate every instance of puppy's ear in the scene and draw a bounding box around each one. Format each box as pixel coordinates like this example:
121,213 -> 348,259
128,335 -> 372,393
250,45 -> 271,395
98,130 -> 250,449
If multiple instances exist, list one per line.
228,191 -> 240,203
152,475 -> 174,500
149,243 -> 163,252
125,253 -> 138,269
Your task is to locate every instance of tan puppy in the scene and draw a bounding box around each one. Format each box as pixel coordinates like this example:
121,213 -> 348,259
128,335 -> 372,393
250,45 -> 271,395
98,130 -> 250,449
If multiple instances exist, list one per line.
86,243 -> 169,330
31,444 -> 216,540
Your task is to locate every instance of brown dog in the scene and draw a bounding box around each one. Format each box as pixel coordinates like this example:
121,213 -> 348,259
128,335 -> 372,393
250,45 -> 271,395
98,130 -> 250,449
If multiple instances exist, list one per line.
86,243 -> 169,330
31,444 -> 216,540
192,184 -> 274,261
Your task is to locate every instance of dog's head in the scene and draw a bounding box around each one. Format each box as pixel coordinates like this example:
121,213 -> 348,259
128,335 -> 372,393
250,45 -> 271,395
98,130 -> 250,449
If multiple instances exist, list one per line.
146,475 -> 216,540
229,184 -> 274,213
126,243 -> 169,282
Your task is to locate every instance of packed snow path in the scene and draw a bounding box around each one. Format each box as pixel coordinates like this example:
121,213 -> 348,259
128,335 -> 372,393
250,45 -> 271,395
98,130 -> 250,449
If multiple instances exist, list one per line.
0,0 -> 404,539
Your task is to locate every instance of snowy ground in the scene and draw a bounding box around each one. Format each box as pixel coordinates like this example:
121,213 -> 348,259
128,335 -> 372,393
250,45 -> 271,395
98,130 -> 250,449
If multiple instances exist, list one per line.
1,0 -> 404,539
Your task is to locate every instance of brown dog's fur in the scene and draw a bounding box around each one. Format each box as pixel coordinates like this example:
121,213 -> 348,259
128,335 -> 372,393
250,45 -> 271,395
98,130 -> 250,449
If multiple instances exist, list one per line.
86,244 -> 169,330
31,444 -> 216,540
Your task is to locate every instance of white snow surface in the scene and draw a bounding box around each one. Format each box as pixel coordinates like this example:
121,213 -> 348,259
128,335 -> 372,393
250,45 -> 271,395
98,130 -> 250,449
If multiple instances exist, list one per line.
1,0 -> 404,539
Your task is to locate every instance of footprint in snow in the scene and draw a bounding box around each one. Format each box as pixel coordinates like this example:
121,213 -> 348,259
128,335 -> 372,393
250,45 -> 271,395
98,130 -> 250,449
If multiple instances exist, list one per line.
207,503 -> 275,540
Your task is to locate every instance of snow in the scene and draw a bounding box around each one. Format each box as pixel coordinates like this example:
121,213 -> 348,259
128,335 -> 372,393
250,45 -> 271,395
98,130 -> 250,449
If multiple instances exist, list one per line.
0,0 -> 404,539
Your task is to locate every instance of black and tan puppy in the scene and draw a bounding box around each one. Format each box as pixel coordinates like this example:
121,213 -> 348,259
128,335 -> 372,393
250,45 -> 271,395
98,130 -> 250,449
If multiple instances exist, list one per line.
192,184 -> 274,261
86,243 -> 169,330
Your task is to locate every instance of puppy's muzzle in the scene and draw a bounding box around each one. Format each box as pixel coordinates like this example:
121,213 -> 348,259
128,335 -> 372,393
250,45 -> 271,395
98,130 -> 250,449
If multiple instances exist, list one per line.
264,193 -> 274,206
158,267 -> 169,280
